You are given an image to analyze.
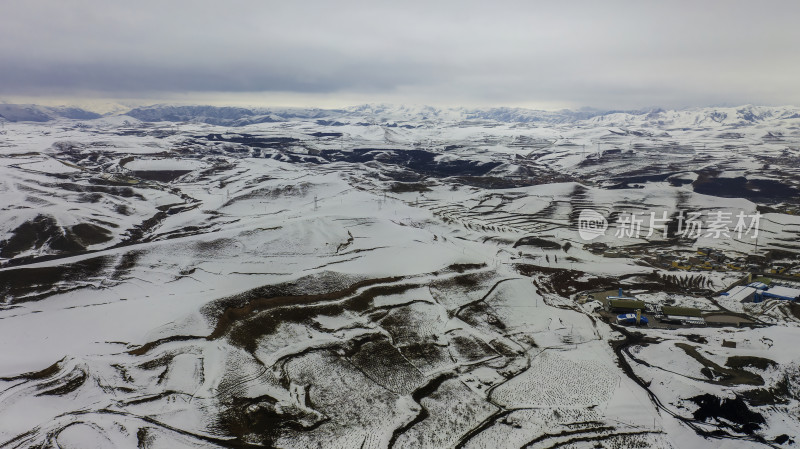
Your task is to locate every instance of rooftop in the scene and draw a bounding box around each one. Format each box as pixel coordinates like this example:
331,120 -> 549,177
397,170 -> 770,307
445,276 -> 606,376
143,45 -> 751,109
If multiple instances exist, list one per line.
762,286 -> 800,299
726,286 -> 757,302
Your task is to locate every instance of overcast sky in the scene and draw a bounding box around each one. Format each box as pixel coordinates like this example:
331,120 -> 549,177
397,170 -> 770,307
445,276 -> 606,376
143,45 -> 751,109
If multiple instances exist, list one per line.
2,0 -> 799,110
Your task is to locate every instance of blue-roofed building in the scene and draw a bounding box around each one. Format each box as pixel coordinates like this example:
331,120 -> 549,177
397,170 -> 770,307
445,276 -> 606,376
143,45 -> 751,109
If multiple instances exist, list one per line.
754,286 -> 800,302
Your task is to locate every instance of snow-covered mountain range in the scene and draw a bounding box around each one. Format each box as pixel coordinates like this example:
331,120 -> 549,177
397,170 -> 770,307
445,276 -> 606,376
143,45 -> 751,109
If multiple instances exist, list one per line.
4,102 -> 800,129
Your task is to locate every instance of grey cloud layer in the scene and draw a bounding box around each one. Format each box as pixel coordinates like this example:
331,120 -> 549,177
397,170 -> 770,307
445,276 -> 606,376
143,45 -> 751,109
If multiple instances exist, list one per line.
2,0 -> 799,108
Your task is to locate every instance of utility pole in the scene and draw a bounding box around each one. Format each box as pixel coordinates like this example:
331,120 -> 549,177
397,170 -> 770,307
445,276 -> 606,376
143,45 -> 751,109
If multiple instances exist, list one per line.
314,195 -> 318,211
754,233 -> 759,256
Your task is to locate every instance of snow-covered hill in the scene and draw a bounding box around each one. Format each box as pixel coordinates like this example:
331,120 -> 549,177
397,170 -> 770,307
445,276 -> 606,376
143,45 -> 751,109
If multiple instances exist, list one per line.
0,108 -> 799,448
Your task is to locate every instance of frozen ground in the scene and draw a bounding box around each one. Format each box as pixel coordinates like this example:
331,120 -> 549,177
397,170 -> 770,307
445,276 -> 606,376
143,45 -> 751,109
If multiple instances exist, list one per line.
1,105 -> 799,448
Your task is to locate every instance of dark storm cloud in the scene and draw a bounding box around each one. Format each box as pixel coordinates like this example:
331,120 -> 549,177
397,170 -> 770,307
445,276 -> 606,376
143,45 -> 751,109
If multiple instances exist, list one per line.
2,0 -> 800,108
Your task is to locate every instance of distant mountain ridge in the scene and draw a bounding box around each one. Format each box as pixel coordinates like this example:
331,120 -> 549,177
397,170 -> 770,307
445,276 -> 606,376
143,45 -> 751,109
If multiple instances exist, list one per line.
121,104 -> 800,128
3,102 -> 800,129
0,104 -> 101,122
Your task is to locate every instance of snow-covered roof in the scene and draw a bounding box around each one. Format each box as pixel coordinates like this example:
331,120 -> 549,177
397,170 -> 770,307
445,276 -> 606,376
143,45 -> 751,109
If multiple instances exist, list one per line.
763,286 -> 800,300
727,286 -> 757,302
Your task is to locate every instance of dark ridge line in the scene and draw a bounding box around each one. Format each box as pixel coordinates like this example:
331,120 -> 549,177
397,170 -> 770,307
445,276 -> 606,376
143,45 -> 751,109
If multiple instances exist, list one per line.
454,277 -> 520,319
127,335 -> 207,356
304,255 -> 363,271
453,409 -> 514,449
0,357 -> 65,381
369,298 -> 434,313
206,276 -> 405,340
336,245 -> 390,256
528,429 -> 665,449
116,389 -> 190,406
520,425 -> 616,448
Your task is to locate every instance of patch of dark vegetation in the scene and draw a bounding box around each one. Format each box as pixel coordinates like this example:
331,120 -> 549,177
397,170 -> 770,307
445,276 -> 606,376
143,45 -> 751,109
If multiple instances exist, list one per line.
518,426 -> 618,449
775,434 -> 793,445
195,273 -> 407,351
136,426 -> 153,448
349,338 -> 425,394
71,223 -> 113,246
605,182 -> 645,189
204,272 -> 363,319
130,170 -> 193,182
0,214 -> 85,258
128,335 -> 207,357
110,251 -> 141,281
693,170 -> 799,203
431,272 -> 488,292
215,394 -> 325,447
726,356 -> 778,372
448,333 -> 497,363
308,132 -> 342,138
447,263 -> 487,273
675,343 -> 763,385
398,342 -> 450,371
389,182 -> 431,193
689,394 -> 765,434
0,255 -> 111,303
453,176 -> 526,189
512,236 -> 562,250
225,281 -> 415,352
741,375 -> 791,406
115,204 -> 133,215
55,182 -> 146,200
515,264 -> 618,297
